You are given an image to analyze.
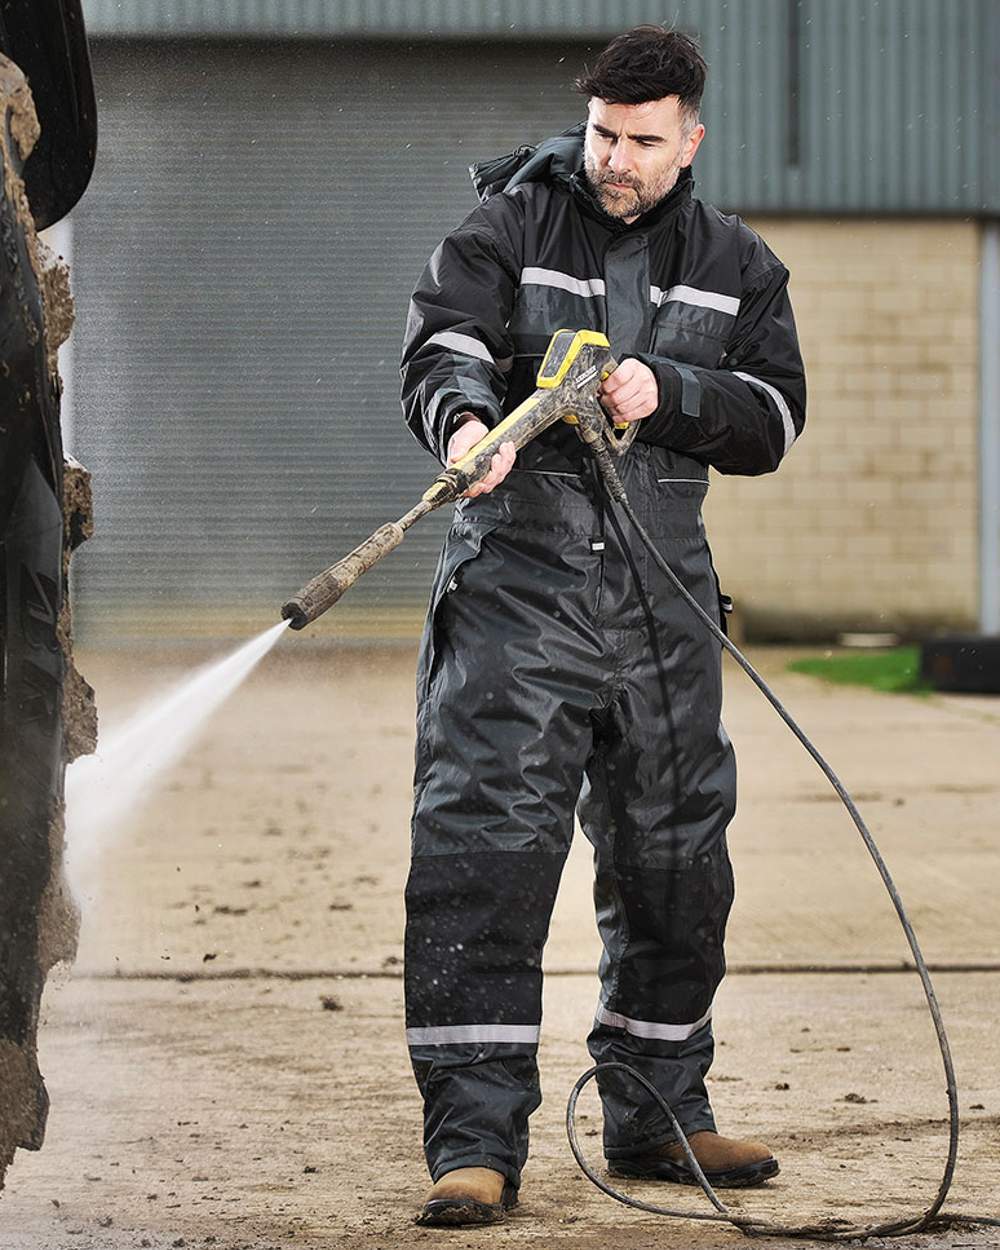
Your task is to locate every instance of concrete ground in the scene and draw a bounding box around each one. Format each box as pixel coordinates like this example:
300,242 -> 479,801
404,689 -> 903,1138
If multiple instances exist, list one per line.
2,643 -> 998,1249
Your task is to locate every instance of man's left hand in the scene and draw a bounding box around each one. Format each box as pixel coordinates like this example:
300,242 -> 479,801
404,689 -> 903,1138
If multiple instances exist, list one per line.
599,358 -> 659,424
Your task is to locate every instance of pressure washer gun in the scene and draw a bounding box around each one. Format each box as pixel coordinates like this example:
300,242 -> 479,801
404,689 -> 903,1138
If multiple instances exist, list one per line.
281,329 -> 635,630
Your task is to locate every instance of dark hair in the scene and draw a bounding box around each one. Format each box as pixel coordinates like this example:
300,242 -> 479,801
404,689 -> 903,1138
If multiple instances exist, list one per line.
576,26 -> 707,118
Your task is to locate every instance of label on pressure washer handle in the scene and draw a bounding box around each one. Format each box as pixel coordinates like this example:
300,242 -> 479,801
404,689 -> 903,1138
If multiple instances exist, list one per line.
536,328 -> 611,389
536,329 -> 577,385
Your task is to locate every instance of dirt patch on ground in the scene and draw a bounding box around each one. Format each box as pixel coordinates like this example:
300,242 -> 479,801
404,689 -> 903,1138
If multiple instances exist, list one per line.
1,644 -> 997,1247
4,972 -> 998,1249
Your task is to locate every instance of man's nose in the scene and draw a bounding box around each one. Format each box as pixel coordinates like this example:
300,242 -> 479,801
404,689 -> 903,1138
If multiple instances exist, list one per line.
608,142 -> 632,174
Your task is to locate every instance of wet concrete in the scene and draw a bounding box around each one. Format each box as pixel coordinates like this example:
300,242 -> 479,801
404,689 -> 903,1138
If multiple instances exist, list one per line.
2,644 -> 997,1246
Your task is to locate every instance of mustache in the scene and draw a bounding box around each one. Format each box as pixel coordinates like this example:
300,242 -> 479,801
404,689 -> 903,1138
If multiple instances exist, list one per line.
599,172 -> 640,190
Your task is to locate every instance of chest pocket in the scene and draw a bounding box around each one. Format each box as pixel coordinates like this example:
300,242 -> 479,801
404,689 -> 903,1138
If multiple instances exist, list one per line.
649,286 -> 740,368
508,274 -> 607,361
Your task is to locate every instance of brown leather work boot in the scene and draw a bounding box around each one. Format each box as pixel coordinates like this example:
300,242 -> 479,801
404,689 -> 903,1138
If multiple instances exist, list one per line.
416,1166 -> 518,1226
608,1130 -> 779,1188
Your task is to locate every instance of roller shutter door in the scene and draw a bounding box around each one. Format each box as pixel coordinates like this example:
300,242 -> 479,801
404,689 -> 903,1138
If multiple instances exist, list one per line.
70,38 -> 588,639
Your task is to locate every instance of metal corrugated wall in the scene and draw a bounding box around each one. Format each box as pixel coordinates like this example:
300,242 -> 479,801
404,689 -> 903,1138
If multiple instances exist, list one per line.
69,40 -> 595,637
78,1 -> 998,213
81,0 -> 772,38
794,0 -> 996,213
67,10 -> 998,637
699,0 -> 995,213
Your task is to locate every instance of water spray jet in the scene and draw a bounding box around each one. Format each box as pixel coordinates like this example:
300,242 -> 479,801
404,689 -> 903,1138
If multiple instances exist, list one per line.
65,620 -> 289,902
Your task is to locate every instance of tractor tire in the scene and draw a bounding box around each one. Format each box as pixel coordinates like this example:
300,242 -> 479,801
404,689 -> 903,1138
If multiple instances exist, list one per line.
0,53 -> 95,1189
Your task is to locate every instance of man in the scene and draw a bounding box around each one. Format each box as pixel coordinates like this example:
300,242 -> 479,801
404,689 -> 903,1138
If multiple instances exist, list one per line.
400,26 -> 805,1227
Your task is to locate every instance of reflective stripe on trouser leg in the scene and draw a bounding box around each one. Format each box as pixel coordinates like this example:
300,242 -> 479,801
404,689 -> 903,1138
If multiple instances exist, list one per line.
405,850 -> 566,1185
585,825 -> 736,1155
405,499 -> 606,1186
577,522 -> 738,1156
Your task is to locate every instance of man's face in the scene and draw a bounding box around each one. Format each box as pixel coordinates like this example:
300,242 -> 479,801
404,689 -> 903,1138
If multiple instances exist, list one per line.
583,96 -> 705,222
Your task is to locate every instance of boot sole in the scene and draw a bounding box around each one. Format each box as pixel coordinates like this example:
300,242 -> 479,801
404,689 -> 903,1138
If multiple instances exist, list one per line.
416,1184 -> 518,1226
608,1155 -> 779,1189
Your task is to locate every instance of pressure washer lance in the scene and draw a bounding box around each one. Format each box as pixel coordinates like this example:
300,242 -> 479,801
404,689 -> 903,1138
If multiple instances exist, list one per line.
280,330 -> 632,629
281,330 -> 998,1240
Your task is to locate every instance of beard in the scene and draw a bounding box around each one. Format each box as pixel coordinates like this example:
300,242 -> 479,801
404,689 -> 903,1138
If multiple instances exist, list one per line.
584,153 -> 684,220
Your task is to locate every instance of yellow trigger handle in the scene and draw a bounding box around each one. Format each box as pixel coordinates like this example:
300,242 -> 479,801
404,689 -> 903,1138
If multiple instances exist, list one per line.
534,328 -> 628,430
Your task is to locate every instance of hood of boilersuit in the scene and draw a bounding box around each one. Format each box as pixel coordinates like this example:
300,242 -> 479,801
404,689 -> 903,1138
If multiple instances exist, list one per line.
468,122 -> 694,232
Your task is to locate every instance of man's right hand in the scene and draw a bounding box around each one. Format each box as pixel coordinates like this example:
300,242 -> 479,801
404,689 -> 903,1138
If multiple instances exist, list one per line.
446,415 -> 516,498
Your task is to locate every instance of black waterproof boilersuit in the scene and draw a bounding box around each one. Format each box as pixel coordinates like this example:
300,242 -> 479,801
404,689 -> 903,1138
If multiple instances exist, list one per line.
400,126 -> 806,1188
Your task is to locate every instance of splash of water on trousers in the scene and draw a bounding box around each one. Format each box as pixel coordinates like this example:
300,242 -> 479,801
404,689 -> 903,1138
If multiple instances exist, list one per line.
65,620 -> 289,900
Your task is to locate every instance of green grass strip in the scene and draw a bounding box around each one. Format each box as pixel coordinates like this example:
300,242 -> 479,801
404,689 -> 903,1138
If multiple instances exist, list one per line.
787,646 -> 931,694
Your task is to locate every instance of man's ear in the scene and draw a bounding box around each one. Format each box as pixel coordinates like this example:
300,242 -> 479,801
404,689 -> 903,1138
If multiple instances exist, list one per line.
682,123 -> 706,168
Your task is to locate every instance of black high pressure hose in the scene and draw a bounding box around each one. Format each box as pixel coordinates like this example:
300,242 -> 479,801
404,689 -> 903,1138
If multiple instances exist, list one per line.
568,436 -> 1000,1240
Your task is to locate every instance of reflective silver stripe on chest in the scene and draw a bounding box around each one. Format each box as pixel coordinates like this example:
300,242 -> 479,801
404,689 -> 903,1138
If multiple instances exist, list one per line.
511,268 -> 607,349
649,284 -> 740,364
650,284 -> 741,316
520,266 -> 606,297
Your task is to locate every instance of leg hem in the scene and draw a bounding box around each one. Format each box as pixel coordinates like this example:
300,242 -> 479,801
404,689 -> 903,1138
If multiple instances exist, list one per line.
604,1114 -> 717,1160
431,1154 -> 521,1189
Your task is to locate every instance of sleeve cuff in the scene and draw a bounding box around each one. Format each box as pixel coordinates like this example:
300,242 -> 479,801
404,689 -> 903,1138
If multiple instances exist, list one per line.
439,408 -> 487,464
629,353 -> 682,446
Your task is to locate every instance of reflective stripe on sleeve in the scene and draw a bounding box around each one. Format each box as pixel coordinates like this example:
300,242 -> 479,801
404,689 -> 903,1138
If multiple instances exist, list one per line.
594,1003 -> 713,1042
405,1023 -> 541,1046
732,370 -> 797,456
651,284 -> 741,316
426,330 -> 495,364
520,266 -> 606,298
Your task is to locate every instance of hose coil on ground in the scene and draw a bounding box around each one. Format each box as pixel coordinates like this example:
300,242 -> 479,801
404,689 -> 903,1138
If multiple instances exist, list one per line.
566,449 -> 999,1241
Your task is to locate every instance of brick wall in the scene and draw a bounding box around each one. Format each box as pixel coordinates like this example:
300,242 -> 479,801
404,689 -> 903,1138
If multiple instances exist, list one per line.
704,219 -> 980,639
